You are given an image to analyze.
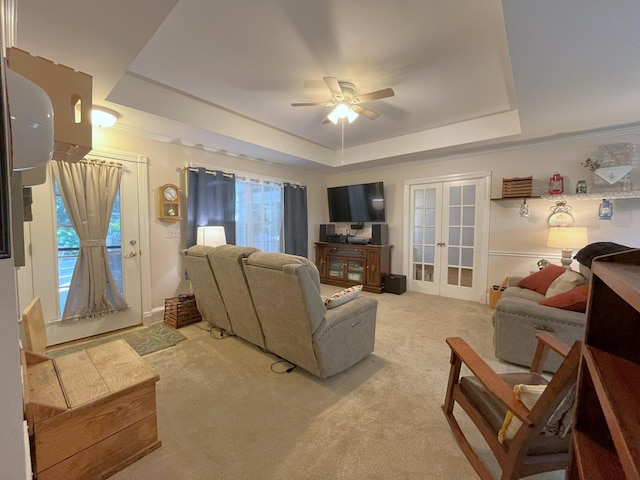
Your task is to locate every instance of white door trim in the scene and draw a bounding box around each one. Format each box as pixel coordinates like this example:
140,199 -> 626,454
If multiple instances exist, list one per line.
403,171 -> 491,303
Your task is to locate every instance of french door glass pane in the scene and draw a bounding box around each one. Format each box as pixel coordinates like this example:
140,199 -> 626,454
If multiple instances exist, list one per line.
449,186 -> 461,205
461,247 -> 474,267
449,206 -> 461,225
424,227 -> 435,245
449,227 -> 460,246
462,227 -> 474,246
463,185 -> 476,205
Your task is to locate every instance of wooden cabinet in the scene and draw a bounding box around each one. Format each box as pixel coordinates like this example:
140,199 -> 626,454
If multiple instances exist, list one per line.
567,248 -> 640,480
315,242 -> 392,294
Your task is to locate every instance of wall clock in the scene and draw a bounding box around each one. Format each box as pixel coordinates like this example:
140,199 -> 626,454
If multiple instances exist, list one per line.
548,201 -> 574,227
158,183 -> 181,222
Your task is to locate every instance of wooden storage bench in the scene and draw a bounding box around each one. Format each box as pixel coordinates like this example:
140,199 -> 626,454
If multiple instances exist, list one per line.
22,339 -> 161,480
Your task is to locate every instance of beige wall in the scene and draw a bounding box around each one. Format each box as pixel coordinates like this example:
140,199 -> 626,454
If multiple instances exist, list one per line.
26,125 -> 639,319
93,128 -> 328,314
327,128 -> 640,289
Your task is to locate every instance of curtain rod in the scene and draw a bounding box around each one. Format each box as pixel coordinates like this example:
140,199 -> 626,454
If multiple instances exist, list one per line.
182,165 -> 234,178
182,163 -> 302,187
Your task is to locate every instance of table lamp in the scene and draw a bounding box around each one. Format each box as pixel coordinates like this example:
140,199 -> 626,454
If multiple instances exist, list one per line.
547,227 -> 588,268
196,226 -> 227,247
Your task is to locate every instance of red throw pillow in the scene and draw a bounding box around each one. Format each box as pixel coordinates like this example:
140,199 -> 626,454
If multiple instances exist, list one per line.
517,264 -> 566,295
539,284 -> 589,312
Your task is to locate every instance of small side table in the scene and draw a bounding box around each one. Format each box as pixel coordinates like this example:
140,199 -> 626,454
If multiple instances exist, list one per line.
164,296 -> 202,328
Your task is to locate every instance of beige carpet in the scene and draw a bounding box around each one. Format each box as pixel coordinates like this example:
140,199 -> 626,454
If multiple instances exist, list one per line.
111,287 -> 565,480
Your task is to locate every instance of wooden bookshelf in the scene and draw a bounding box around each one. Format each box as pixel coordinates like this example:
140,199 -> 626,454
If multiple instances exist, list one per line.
568,249 -> 640,480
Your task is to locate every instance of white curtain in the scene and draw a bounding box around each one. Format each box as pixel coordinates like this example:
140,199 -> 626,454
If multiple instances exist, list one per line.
51,159 -> 127,319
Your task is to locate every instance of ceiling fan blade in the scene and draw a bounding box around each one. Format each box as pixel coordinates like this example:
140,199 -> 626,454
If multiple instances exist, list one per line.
291,101 -> 333,107
323,77 -> 343,97
355,87 -> 395,103
352,104 -> 380,120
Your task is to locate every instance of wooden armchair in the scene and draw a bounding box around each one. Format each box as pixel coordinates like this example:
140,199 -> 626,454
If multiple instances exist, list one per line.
442,332 -> 581,480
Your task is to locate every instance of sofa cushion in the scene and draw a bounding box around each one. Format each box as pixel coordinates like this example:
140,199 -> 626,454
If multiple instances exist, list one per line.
517,264 -> 566,295
501,286 -> 545,303
324,284 -> 363,308
545,270 -> 587,298
539,284 -> 589,312
498,384 -> 547,443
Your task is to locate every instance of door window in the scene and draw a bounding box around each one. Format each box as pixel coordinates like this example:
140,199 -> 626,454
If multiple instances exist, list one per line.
54,180 -> 123,317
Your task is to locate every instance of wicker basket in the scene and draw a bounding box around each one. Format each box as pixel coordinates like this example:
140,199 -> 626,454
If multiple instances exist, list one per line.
489,277 -> 510,309
164,296 -> 202,328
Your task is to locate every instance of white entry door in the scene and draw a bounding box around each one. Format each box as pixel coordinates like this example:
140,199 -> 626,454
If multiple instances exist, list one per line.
17,151 -> 149,345
406,174 -> 489,302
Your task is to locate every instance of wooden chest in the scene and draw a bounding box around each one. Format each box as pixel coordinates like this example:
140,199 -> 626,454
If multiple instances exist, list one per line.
164,296 -> 202,328
22,339 -> 160,480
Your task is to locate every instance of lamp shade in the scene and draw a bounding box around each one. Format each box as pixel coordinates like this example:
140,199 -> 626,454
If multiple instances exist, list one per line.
547,227 -> 588,249
196,226 -> 227,247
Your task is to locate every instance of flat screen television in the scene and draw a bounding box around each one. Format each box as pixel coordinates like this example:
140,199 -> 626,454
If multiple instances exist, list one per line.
327,181 -> 385,223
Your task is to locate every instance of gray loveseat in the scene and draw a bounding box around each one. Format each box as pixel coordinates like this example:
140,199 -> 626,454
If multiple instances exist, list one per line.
491,276 -> 586,371
182,245 -> 378,378
492,242 -> 634,371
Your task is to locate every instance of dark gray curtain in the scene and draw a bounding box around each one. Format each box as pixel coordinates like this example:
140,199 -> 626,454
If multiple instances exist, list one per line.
283,183 -> 308,257
187,168 -> 236,247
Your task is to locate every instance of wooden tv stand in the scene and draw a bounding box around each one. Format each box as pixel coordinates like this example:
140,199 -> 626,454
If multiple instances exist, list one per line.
22,339 -> 160,480
315,242 -> 392,294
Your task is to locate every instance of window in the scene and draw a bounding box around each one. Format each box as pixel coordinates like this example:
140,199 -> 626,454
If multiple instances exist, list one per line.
54,180 -> 123,316
235,177 -> 282,252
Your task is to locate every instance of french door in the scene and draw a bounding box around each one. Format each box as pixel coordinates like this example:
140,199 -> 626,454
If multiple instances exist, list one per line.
17,150 -> 149,345
405,174 -> 489,302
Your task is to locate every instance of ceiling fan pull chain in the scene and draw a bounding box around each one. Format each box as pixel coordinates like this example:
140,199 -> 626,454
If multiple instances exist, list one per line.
341,118 -> 345,165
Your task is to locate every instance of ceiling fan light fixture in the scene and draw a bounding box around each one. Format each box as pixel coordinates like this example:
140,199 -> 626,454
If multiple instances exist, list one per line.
346,108 -> 359,123
328,102 -> 358,124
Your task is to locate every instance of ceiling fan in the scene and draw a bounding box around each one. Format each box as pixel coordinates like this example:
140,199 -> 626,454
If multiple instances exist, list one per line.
291,77 -> 394,124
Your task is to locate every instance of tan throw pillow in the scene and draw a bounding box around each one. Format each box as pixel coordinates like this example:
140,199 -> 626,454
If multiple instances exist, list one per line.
545,269 -> 586,298
323,285 -> 363,309
498,384 -> 546,444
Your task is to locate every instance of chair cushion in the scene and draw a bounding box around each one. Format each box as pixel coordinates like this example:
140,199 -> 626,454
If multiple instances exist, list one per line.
498,384 -> 547,443
517,265 -> 566,295
459,372 -> 548,434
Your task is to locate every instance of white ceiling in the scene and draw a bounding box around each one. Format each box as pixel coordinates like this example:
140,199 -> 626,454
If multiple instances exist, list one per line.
10,0 -> 640,171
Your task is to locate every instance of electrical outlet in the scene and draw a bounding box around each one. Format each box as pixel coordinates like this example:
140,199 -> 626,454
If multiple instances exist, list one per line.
166,229 -> 181,238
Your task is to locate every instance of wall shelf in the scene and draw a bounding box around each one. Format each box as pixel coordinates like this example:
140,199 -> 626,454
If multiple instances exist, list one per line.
541,191 -> 640,200
490,196 -> 541,201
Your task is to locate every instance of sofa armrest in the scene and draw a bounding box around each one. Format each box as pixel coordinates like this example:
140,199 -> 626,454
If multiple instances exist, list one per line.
312,295 -> 378,378
315,296 -> 377,337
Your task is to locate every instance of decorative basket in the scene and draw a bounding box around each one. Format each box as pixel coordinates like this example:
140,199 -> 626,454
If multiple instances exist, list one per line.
501,176 -> 532,198
164,296 -> 202,328
489,277 -> 510,309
